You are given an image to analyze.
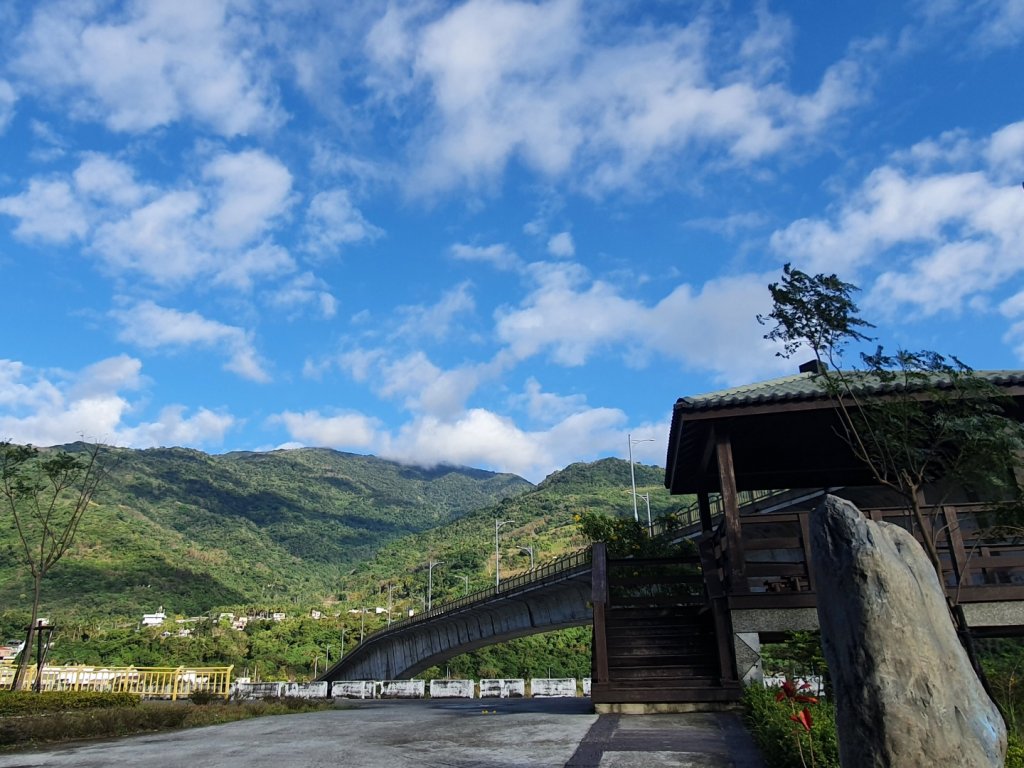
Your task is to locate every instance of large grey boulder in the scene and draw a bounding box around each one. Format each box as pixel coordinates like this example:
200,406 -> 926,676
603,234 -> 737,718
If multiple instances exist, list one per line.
810,495 -> 1006,767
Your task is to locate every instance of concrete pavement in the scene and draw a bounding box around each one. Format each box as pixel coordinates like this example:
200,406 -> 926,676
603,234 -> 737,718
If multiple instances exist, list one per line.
0,699 -> 765,768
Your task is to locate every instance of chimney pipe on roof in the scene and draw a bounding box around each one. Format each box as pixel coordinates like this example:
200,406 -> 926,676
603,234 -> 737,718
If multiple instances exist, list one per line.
799,359 -> 828,374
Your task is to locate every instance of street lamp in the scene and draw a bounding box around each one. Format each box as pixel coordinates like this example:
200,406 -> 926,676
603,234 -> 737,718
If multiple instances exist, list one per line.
387,583 -> 395,627
427,560 -> 445,610
457,574 -> 470,596
519,546 -> 535,569
637,492 -> 652,533
495,519 -> 514,587
340,626 -> 346,659
628,433 -> 654,523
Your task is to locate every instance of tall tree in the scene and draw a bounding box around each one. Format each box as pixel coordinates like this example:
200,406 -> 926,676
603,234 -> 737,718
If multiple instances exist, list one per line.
1,442 -> 106,690
758,264 -> 1024,581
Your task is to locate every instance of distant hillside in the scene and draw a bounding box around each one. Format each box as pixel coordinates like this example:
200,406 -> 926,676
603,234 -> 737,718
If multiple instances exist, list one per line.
342,457 -> 690,612
0,445 -> 531,619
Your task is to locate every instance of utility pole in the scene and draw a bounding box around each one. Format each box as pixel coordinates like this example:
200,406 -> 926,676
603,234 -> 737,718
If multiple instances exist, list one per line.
519,546 -> 535,569
628,434 -> 654,522
427,560 -> 445,611
495,519 -> 514,587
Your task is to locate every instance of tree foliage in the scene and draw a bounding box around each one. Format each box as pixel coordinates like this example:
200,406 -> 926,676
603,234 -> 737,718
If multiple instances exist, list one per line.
1,442 -> 106,689
759,264 -> 1024,579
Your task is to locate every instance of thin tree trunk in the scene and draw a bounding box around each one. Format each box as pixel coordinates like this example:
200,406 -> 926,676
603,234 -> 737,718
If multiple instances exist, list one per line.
11,574 -> 42,691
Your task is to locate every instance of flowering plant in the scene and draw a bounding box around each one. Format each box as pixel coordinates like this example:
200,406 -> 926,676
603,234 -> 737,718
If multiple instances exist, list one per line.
775,679 -> 820,768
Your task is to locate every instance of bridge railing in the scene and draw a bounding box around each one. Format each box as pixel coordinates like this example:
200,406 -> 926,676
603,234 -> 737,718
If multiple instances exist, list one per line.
0,664 -> 233,699
706,500 -> 1024,606
379,547 -> 593,635
652,488 -> 797,538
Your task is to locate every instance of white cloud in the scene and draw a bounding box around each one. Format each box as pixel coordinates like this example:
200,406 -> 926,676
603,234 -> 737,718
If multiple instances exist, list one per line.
495,264 -> 784,384
399,0 -> 872,194
770,121 -> 1024,320
10,0 -> 281,136
270,409 -> 380,448
304,188 -> 383,256
380,404 -> 638,482
0,179 -> 89,242
0,356 -> 234,448
394,282 -> 475,341
546,231 -> 574,258
92,189 -> 210,283
73,154 -> 150,208
111,301 -> 270,383
450,242 -> 520,270
266,272 -> 338,319
4,151 -> 303,292
514,376 -> 587,424
202,150 -> 294,249
0,79 -> 16,133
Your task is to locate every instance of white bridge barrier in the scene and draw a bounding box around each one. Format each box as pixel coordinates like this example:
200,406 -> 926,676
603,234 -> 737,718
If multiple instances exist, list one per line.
430,679 -> 475,698
530,678 -> 577,697
285,681 -> 329,698
233,681 -> 285,700
379,679 -> 425,698
479,678 -> 525,698
332,680 -> 375,699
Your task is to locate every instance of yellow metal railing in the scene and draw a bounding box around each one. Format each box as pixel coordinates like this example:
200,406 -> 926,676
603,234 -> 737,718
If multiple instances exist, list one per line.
0,663 -> 233,700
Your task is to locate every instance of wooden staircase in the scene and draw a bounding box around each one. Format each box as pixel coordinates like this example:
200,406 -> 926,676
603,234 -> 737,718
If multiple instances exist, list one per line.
590,543 -> 742,708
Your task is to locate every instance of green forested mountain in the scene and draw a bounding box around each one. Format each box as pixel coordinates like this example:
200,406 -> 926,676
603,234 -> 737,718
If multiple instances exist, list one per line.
0,445 -> 531,619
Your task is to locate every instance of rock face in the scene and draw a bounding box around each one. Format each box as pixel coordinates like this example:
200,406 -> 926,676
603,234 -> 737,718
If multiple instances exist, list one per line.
810,495 -> 1006,767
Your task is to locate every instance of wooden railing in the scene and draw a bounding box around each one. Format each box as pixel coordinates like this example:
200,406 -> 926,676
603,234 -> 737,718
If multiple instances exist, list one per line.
705,501 -> 1024,606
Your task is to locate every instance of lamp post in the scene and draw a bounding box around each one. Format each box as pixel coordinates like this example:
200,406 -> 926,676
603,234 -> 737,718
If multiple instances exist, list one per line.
519,546 -> 535,569
637,492 -> 652,533
457,574 -> 470,596
360,609 -> 365,644
387,583 -> 394,627
495,519 -> 514,587
427,560 -> 445,610
340,626 -> 346,659
628,434 -> 654,522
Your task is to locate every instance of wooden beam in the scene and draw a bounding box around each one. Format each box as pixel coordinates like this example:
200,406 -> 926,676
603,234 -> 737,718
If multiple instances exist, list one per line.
591,542 -> 609,684
697,490 -> 713,532
714,426 -> 747,593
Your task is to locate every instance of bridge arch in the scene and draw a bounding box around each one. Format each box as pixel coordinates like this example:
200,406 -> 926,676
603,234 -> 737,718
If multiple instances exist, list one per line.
320,552 -> 592,681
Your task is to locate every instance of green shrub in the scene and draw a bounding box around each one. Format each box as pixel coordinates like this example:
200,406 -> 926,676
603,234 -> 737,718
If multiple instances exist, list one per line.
189,690 -> 218,706
0,690 -> 139,716
0,699 -> 334,749
744,683 -> 840,768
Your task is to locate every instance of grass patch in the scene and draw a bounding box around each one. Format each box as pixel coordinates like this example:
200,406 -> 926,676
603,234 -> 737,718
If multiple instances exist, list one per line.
0,697 -> 334,751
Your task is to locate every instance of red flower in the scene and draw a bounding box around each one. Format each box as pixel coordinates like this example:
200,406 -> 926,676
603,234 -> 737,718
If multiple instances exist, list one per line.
790,707 -> 813,732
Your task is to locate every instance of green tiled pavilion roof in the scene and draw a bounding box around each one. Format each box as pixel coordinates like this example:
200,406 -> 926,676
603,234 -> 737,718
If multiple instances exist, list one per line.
675,370 -> 1024,414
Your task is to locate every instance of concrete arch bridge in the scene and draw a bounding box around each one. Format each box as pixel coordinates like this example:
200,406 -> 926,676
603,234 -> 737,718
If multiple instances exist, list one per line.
319,549 -> 594,682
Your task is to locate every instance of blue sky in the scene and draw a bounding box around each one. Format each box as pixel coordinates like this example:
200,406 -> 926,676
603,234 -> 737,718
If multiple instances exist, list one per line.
1,0 -> 1023,483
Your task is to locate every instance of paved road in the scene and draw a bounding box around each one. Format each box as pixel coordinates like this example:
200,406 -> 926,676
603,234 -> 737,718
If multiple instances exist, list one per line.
0,699 -> 765,768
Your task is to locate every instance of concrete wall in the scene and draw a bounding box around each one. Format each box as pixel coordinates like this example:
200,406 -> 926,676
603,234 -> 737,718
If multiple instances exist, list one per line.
284,682 -> 329,698
530,678 -> 576,697
332,680 -> 375,699
479,679 -> 525,698
379,679 -> 425,698
430,679 -> 474,698
232,682 -> 285,700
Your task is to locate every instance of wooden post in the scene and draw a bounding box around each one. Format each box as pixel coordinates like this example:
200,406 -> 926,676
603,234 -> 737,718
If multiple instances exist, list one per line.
591,542 -> 609,684
799,510 -> 816,592
698,489 -> 713,532
943,506 -> 970,588
714,427 -> 747,593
